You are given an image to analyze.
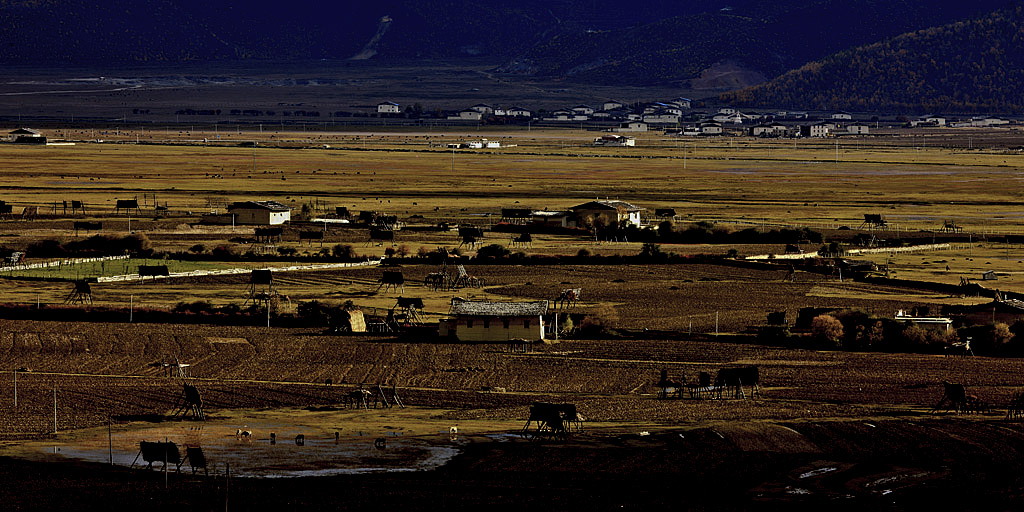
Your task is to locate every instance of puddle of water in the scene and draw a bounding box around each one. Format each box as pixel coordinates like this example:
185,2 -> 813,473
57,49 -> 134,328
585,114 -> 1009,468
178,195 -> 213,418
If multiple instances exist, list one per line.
32,417 -> 460,478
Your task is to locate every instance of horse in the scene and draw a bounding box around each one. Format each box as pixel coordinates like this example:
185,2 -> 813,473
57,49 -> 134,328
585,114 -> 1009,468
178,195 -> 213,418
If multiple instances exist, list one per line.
554,288 -> 581,310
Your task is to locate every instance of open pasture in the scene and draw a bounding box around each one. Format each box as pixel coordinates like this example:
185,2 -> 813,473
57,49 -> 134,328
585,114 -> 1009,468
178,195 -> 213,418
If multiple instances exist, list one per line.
0,263 -> 963,332
1,319 -> 1024,436
0,127 -> 1022,236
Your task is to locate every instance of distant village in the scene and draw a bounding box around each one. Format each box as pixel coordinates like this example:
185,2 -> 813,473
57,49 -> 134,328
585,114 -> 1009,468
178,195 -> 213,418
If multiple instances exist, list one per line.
376,99 -> 1016,142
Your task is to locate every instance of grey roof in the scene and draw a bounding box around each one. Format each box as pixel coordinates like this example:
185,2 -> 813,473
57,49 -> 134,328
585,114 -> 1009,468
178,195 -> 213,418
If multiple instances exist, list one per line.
9,128 -> 40,135
450,298 -> 548,317
228,200 -> 290,212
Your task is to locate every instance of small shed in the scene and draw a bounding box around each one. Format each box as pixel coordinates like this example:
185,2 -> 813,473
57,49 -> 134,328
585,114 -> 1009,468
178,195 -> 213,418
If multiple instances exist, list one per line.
9,128 -> 45,144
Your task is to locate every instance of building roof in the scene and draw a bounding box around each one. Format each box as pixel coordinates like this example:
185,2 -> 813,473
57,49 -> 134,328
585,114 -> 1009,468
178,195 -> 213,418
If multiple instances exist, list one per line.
9,128 -> 40,135
450,298 -> 548,317
571,200 -> 642,212
378,101 -> 399,106
227,200 -> 290,212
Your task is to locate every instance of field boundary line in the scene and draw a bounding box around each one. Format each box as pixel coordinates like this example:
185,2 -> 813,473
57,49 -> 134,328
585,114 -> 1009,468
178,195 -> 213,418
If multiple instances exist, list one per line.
0,254 -> 129,273
96,258 -> 383,283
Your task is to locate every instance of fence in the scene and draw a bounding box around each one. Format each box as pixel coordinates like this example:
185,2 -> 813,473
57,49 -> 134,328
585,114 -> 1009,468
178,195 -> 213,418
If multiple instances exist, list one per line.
96,258 -> 382,283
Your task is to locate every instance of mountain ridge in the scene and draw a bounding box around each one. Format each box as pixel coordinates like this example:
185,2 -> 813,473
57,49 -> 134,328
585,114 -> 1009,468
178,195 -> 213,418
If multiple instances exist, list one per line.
721,5 -> 1024,113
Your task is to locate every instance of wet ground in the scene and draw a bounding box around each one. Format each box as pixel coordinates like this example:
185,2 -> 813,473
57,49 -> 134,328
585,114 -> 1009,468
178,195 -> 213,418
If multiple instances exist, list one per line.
1,407 -> 529,478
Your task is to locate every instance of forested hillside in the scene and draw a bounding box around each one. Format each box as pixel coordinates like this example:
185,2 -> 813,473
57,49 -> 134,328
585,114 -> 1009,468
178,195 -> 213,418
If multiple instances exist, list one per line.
721,6 -> 1024,112
501,0 -> 1011,86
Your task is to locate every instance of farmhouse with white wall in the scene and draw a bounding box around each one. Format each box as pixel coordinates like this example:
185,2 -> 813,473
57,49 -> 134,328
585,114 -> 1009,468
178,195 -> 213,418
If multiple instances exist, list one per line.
439,298 -> 548,342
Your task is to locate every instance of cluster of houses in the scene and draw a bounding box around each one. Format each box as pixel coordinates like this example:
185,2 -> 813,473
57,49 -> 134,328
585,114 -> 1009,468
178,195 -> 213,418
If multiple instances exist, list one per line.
378,99 -> 1017,139
504,200 -> 644,229
208,198 -> 650,233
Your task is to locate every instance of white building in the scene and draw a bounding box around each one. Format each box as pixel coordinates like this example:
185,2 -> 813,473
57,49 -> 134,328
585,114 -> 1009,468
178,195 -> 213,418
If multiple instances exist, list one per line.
593,134 -> 635,147
643,112 -> 680,124
895,310 -> 952,333
831,112 -> 852,120
448,110 -> 483,121
801,122 -> 833,137
462,139 -> 501,149
571,105 -> 595,116
602,100 -> 625,111
846,123 -> 870,135
506,107 -> 532,118
469,104 -> 494,114
751,123 -> 788,137
700,122 -> 723,135
227,200 -> 291,225
613,121 -> 649,133
377,102 -> 400,114
669,97 -> 691,109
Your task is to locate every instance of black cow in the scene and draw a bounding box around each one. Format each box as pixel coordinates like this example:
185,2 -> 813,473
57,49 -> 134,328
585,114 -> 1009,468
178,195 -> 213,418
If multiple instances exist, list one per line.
715,366 -> 760,399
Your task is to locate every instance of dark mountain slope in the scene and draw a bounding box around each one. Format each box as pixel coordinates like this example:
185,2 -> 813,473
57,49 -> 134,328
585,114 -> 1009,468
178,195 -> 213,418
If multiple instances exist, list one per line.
0,0 -> 722,64
721,6 -> 1024,113
501,0 -> 1012,86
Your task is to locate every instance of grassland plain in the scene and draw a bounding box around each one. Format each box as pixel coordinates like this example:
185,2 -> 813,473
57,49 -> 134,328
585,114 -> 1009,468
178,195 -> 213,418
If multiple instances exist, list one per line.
1,127 -> 1024,508
0,128 -> 1023,231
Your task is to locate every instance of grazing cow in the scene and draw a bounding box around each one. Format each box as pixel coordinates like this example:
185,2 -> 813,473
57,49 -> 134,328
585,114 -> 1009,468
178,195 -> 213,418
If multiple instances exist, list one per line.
295,434 -> 305,446
1007,391 -> 1024,421
714,366 -> 761,399
509,232 -> 533,249
459,234 -> 478,249
933,381 -> 969,414
424,272 -> 448,291
687,371 -> 716,399
377,270 -> 405,293
134,441 -> 181,471
348,388 -> 372,408
521,402 -> 582,440
369,228 -> 396,247
236,429 -> 252,439
656,369 -> 683,399
138,265 -> 170,282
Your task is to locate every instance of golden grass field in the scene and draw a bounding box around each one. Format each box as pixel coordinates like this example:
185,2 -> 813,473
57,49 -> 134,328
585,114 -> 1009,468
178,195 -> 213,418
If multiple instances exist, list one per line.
2,127 -> 1024,507
0,126 -> 1021,306
0,126 -> 1022,232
